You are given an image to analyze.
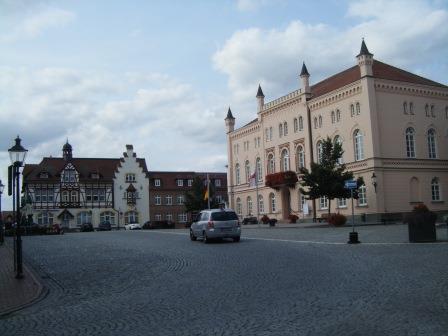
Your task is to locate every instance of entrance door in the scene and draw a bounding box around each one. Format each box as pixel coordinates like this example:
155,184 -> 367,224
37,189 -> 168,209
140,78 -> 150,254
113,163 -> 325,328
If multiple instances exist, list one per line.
281,188 -> 291,220
62,213 -> 70,228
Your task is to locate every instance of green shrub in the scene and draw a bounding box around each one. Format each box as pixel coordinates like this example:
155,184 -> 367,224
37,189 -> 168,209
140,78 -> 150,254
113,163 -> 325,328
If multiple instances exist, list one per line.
328,213 -> 347,226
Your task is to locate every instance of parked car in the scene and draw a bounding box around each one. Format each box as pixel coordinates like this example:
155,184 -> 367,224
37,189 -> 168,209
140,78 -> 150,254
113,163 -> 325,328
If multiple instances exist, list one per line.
80,223 -> 94,232
242,216 -> 258,225
124,223 -> 142,230
190,208 -> 241,243
142,220 -> 175,230
97,221 -> 112,231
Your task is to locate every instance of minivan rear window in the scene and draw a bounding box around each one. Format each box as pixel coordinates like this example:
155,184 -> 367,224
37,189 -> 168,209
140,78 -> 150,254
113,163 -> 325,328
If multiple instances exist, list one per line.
211,211 -> 238,221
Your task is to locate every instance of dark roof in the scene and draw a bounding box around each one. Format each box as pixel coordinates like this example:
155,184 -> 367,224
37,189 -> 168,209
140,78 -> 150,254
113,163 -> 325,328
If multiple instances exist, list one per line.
226,107 -> 234,119
300,62 -> 310,77
256,84 -> 265,98
241,118 -> 258,128
24,157 -> 148,183
310,60 -> 447,99
357,39 -> 373,57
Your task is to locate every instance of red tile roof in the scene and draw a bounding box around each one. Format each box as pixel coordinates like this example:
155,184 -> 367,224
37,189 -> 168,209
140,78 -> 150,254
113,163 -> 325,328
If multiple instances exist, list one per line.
310,60 -> 447,99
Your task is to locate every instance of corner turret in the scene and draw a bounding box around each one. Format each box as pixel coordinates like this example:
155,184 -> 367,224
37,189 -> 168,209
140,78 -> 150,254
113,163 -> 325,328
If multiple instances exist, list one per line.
256,84 -> 265,112
356,39 -> 373,77
300,62 -> 311,95
225,107 -> 235,133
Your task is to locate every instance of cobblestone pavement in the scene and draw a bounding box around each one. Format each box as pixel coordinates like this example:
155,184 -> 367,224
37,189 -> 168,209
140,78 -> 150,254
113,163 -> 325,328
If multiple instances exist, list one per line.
1,227 -> 448,336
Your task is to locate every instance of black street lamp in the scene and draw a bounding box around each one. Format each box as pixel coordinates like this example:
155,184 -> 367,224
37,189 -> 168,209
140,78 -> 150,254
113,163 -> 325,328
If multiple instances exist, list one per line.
8,136 -> 28,279
0,180 -> 4,245
371,173 -> 378,193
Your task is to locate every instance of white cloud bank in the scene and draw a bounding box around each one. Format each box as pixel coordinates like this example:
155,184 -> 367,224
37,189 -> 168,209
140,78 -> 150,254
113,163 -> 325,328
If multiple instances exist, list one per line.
215,0 -> 448,108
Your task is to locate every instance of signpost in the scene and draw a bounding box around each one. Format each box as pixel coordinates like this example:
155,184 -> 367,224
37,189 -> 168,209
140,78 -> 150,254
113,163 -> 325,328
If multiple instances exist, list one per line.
345,180 -> 360,244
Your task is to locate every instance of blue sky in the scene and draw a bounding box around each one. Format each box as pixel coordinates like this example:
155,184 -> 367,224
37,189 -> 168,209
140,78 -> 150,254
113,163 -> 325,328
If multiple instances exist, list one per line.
0,0 -> 447,209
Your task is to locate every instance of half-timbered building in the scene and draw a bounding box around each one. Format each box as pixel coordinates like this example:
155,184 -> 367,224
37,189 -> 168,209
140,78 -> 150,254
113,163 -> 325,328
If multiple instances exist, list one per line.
22,143 -> 149,230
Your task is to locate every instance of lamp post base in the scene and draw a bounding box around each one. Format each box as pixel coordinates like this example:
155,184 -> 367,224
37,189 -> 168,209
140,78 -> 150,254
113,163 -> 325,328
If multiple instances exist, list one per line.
348,231 -> 360,244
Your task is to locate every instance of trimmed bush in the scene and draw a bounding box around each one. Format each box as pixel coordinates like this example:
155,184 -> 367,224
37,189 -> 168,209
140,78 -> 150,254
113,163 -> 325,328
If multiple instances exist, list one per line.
327,213 -> 347,226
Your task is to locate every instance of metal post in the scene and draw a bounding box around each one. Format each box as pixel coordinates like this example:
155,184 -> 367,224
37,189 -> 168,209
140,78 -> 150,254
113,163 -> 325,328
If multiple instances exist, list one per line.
0,187 -> 3,245
15,163 -> 23,278
348,188 -> 360,244
255,169 -> 260,227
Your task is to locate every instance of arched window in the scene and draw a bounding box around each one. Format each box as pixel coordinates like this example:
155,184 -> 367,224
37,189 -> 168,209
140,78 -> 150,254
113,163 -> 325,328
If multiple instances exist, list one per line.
431,177 -> 441,201
318,115 -> 322,128
350,104 -> 355,117
406,127 -> 416,158
281,148 -> 290,171
245,160 -> 251,183
256,157 -> 262,182
235,163 -> 241,184
236,198 -> 242,215
445,106 -> 448,119
425,104 -> 429,117
336,109 -> 341,122
298,116 -> 303,130
430,105 -> 435,117
247,196 -> 253,215
267,153 -> 275,174
410,102 -> 414,115
427,128 -> 437,159
77,211 -> 92,225
314,117 -> 317,128
279,123 -> 283,137
354,130 -> 364,161
334,136 -> 343,164
296,145 -> 305,171
100,211 -> 116,224
356,102 -> 360,115
283,121 -> 288,136
125,211 -> 138,224
293,118 -> 298,132
258,195 -> 264,214
269,193 -> 276,213
316,141 -> 323,164
331,111 -> 335,123
403,102 -> 408,114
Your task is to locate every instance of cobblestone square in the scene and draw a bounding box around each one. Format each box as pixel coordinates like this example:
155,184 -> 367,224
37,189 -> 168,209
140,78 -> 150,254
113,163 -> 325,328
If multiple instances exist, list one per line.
1,226 -> 448,335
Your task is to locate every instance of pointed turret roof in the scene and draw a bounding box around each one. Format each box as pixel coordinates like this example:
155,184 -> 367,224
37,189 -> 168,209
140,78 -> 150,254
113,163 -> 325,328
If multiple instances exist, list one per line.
256,84 -> 265,98
300,62 -> 310,77
225,107 -> 234,120
357,38 -> 373,57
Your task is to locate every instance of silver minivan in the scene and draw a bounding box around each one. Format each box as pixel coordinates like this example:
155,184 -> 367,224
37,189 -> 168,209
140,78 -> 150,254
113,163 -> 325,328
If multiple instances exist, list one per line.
190,209 -> 241,243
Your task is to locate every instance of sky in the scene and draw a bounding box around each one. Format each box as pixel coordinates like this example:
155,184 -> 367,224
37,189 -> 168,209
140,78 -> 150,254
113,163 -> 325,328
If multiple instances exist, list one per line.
0,0 -> 447,210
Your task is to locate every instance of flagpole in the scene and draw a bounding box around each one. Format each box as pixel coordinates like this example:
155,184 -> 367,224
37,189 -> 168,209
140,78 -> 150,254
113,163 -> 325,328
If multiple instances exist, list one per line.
207,173 -> 210,210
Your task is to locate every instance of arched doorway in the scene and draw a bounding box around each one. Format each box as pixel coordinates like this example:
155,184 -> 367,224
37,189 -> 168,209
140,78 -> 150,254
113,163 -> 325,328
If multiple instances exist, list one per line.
281,187 -> 291,220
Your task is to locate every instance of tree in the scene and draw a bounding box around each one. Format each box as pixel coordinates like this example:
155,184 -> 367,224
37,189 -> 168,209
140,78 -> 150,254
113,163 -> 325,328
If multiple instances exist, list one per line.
183,176 -> 219,215
299,137 -> 364,216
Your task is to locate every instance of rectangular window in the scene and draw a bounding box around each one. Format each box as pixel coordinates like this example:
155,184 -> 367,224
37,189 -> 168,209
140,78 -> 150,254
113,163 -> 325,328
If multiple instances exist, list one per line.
177,195 -> 184,205
178,213 -> 187,222
337,198 -> 347,208
166,214 -> 173,221
155,214 -> 162,221
320,196 -> 328,210
35,189 -> 41,202
215,179 -> 221,187
177,179 -> 184,187
432,184 -> 441,201
126,173 -> 136,183
188,179 -> 193,187
47,189 -> 54,202
155,195 -> 161,205
358,186 -> 367,206
166,195 -> 172,205
155,179 -> 161,187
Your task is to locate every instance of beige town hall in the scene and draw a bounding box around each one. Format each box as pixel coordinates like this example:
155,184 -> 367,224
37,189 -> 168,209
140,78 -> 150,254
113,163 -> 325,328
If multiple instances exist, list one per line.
225,40 -> 448,222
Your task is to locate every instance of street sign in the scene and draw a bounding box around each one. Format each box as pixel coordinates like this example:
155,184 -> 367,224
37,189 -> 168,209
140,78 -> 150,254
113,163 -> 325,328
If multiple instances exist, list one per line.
344,180 -> 357,189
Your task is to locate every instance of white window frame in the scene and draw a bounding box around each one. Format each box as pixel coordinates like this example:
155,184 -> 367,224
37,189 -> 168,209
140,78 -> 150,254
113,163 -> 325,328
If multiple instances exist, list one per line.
406,127 -> 416,158
358,185 -> 367,206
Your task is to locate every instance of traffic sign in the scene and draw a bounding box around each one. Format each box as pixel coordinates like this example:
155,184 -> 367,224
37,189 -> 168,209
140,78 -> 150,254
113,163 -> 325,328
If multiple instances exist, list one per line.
344,180 -> 357,189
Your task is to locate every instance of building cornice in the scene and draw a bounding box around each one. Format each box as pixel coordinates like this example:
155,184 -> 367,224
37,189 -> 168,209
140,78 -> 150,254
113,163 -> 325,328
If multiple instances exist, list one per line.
308,81 -> 362,111
374,79 -> 448,98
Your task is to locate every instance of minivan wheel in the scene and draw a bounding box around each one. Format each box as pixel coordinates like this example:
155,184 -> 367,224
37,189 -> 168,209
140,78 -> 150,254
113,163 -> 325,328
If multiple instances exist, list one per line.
203,231 -> 210,244
190,229 -> 197,241
233,236 -> 240,242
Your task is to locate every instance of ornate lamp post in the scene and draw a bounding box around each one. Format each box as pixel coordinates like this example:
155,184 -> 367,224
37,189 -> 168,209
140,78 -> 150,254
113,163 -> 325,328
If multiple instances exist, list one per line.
0,180 -> 4,245
8,136 -> 28,279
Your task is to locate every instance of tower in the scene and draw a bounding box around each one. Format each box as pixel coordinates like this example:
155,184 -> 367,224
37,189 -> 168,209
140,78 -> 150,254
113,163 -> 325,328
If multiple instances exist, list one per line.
300,62 -> 310,95
356,39 -> 374,77
62,140 -> 72,161
225,107 -> 235,133
256,84 -> 265,112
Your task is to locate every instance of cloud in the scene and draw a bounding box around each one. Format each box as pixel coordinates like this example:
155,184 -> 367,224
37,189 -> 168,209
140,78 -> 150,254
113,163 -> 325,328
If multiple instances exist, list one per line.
236,0 -> 282,12
215,0 -> 448,117
0,6 -> 75,42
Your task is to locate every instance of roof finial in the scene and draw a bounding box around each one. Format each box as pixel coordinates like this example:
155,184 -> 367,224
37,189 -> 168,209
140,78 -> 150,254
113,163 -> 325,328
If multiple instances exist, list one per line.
300,62 -> 310,77
256,84 -> 265,98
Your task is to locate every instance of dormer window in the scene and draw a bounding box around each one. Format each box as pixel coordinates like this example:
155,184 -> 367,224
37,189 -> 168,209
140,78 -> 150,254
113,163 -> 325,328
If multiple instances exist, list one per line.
177,179 -> 184,187
91,173 -> 100,179
39,172 -> 49,179
126,173 -> 136,183
154,179 -> 161,187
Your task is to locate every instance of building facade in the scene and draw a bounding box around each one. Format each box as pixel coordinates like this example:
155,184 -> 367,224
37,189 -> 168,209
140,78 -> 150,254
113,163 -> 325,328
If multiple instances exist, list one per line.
225,41 -> 448,221
148,172 -> 228,225
22,143 -> 150,229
